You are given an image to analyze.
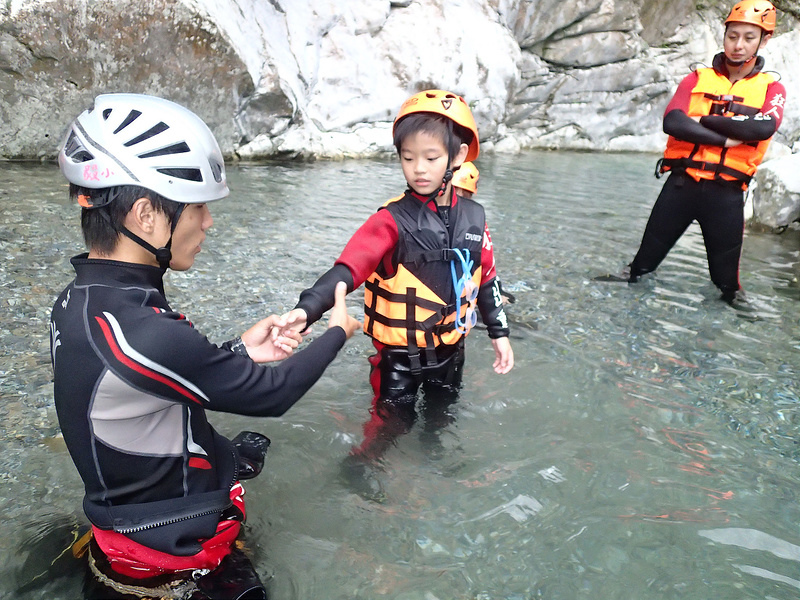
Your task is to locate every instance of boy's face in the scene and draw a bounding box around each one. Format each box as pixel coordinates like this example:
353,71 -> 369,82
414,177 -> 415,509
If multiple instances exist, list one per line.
399,130 -> 453,197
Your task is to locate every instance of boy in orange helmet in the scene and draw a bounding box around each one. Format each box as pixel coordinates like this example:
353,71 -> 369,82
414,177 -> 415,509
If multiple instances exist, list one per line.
606,0 -> 786,306
279,90 -> 513,495
452,161 -> 480,199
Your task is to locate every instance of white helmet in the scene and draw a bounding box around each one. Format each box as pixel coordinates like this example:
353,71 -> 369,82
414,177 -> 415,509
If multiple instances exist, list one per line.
58,93 -> 229,204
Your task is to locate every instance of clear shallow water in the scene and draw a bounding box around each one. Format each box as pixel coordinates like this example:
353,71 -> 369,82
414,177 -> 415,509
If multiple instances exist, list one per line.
0,152 -> 798,599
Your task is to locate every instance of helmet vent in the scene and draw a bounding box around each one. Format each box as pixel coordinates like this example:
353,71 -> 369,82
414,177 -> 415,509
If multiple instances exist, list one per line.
63,131 -> 94,163
138,142 -> 191,159
157,168 -> 203,182
125,122 -> 169,147
113,110 -> 142,134
59,94 -> 230,202
210,159 -> 223,183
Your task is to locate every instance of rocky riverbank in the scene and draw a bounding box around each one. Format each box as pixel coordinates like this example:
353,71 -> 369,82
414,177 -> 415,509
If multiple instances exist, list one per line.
1,0 -> 799,225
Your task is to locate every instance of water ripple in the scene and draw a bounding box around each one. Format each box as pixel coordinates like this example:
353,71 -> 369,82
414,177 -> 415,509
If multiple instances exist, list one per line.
1,154 -> 798,599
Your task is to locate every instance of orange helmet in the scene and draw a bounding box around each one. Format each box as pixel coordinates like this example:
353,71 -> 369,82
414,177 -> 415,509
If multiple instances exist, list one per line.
452,161 -> 479,194
393,90 -> 479,162
725,0 -> 776,33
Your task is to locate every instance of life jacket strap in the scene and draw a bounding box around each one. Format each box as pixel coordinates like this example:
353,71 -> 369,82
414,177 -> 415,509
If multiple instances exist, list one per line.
365,278 -> 378,337
701,92 -> 759,117
406,287 -> 422,376
364,278 -> 450,335
408,248 -> 457,266
364,278 -> 443,312
702,92 -> 745,103
424,331 -> 438,367
655,157 -> 751,183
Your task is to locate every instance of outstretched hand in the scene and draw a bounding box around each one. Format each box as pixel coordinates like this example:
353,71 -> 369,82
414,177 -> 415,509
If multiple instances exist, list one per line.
275,307 -> 309,336
240,315 -> 304,363
328,281 -> 360,339
273,281 -> 360,343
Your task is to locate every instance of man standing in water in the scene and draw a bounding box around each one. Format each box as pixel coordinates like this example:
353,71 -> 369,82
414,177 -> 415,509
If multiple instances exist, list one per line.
605,0 -> 786,307
51,93 -> 359,599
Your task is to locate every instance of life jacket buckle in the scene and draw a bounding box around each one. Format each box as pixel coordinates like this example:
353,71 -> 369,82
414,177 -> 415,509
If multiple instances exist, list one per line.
408,351 -> 422,376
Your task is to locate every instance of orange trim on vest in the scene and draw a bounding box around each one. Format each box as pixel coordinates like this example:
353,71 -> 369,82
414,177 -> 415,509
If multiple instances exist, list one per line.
363,262 -> 482,347
381,193 -> 404,208
663,67 -> 774,187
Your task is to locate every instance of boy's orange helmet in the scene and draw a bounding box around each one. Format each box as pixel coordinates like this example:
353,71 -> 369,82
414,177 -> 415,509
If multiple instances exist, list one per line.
452,161 -> 480,194
394,90 -> 480,161
725,0 -> 776,33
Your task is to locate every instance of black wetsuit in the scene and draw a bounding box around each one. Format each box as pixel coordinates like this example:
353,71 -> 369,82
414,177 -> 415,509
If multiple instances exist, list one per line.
630,173 -> 746,295
50,254 -> 346,557
629,53 -> 786,299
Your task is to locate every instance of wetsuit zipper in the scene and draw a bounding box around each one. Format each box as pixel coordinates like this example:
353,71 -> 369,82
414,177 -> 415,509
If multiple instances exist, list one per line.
116,446 -> 239,535
115,505 -> 228,534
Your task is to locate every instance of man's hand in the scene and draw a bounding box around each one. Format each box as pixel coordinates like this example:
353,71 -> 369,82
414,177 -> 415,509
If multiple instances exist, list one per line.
240,315 -> 304,363
328,281 -> 360,339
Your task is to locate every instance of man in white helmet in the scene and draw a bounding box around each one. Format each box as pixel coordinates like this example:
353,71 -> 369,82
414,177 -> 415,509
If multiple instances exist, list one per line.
51,93 -> 360,599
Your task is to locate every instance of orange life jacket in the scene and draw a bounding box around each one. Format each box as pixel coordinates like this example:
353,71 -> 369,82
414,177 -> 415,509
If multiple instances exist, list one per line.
363,192 -> 485,366
660,66 -> 775,188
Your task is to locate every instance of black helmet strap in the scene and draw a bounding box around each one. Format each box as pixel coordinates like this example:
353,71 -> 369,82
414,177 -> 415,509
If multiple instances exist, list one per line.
119,203 -> 185,270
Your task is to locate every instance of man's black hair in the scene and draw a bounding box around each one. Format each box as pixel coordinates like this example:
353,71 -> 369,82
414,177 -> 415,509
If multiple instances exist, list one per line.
72,184 -> 183,255
393,113 -> 473,160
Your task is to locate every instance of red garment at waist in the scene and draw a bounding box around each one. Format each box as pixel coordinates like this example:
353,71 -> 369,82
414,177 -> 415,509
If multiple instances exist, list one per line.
92,482 -> 246,579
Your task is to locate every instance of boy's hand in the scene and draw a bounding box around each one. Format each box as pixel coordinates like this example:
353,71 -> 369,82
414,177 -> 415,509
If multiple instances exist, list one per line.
241,315 -> 303,363
328,281 -> 360,339
491,337 -> 514,374
275,308 -> 309,337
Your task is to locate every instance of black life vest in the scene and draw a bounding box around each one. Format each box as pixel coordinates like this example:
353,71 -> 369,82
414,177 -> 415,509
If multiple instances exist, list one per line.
363,191 -> 485,370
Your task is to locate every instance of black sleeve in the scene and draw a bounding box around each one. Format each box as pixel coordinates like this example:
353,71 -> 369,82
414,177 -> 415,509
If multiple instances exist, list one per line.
699,114 -> 777,142
663,109 -> 728,147
247,327 -> 347,416
477,277 -> 510,339
294,264 -> 355,327
103,308 -> 349,419
208,327 -> 347,417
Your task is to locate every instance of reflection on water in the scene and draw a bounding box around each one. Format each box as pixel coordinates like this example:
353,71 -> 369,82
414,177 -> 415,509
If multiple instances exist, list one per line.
1,152 -> 798,599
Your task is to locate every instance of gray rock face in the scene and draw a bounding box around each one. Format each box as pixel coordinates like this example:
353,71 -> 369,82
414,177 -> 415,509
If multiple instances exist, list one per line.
1,0 -> 798,168
750,154 -> 800,229
0,0 -> 251,159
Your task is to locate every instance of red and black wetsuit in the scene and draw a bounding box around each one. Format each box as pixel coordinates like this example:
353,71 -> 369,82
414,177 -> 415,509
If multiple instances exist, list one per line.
294,188 -> 510,461
629,52 -> 786,298
50,254 -> 346,575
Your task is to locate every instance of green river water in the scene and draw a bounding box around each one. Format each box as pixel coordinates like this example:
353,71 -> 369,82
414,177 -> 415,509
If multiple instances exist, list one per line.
0,151 -> 798,599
